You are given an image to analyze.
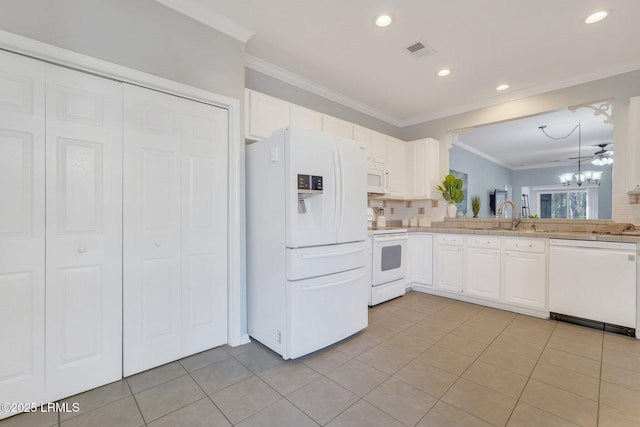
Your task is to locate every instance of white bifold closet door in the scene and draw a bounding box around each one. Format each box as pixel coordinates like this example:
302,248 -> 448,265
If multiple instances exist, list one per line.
0,51 -> 46,413
123,84 -> 228,376
44,65 -> 123,402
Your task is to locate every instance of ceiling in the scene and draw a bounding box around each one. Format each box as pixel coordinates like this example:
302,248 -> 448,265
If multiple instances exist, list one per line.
454,103 -> 614,170
156,0 -> 640,128
156,1 -> 631,168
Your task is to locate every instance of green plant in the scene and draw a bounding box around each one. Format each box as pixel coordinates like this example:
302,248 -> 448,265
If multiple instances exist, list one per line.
528,214 -> 539,218
471,195 -> 481,218
435,174 -> 464,205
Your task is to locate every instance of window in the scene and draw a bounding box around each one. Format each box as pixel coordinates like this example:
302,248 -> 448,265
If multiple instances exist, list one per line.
539,190 -> 586,219
529,185 -> 598,219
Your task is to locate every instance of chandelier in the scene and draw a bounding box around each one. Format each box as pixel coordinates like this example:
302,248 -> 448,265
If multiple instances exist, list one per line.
539,122 -> 603,186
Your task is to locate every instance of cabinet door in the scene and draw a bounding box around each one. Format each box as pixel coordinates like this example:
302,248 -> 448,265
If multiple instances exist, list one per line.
322,115 -> 353,139
465,247 -> 501,300
353,125 -> 373,162
409,138 -> 439,199
386,137 -> 406,197
246,90 -> 290,140
0,51 -> 46,415
45,66 -> 123,401
435,244 -> 463,293
408,234 -> 433,285
123,85 -> 182,375
411,140 -> 427,197
290,104 -> 322,131
504,251 -> 546,309
371,131 -> 388,165
181,99 -> 229,355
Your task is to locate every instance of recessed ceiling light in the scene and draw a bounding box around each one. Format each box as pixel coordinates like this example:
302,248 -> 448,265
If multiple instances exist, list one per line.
585,10 -> 608,24
437,69 -> 451,77
496,84 -> 509,91
375,14 -> 393,27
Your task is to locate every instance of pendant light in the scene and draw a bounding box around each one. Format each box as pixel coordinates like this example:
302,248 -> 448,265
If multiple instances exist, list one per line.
539,122 -> 602,186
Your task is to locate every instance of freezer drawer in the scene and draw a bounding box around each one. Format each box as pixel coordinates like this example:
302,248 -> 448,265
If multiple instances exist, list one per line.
286,241 -> 366,281
286,267 -> 368,359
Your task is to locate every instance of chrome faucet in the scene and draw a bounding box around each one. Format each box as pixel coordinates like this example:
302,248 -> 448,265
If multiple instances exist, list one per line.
497,200 -> 521,229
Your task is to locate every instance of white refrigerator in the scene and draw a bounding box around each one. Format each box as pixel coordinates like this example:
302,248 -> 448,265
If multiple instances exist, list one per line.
246,127 -> 368,359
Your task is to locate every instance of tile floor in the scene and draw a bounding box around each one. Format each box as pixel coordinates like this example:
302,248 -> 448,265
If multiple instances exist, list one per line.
3,291 -> 640,427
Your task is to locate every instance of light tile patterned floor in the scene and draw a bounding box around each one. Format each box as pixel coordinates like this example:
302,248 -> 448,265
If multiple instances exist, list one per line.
3,291 -> 640,426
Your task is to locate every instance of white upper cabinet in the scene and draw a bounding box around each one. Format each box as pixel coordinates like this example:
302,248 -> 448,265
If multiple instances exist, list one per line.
322,115 -> 354,139
245,89 -> 290,141
385,136 -> 407,198
408,138 -> 440,199
353,125 -> 388,167
290,104 -> 322,132
245,90 -> 448,201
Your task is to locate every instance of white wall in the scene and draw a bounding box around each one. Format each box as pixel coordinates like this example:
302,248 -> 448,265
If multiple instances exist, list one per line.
0,0 -> 245,101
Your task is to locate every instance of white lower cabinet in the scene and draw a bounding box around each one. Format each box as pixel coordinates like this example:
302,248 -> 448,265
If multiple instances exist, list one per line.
434,235 -> 464,293
503,238 -> 547,310
407,233 -> 433,286
464,236 -> 501,301
416,232 -> 549,318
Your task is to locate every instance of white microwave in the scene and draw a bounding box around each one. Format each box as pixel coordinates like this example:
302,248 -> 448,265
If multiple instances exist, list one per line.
367,168 -> 387,194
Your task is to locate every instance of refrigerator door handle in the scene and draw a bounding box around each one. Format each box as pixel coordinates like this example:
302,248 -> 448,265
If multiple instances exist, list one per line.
337,145 -> 345,233
301,273 -> 365,291
333,146 -> 340,232
300,246 -> 365,259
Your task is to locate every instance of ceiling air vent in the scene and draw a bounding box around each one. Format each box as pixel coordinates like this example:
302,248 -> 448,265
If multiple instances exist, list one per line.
405,40 -> 435,58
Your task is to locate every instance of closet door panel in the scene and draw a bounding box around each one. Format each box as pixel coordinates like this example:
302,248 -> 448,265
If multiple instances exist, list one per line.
123,85 -> 181,376
45,66 -> 122,402
0,51 -> 46,418
181,100 -> 228,354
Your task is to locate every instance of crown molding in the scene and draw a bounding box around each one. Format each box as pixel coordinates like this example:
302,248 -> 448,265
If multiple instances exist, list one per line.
155,0 -> 254,43
245,54 -> 404,127
453,141 -> 513,170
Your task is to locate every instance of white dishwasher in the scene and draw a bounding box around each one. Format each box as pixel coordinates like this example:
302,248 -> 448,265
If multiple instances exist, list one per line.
549,239 -> 637,336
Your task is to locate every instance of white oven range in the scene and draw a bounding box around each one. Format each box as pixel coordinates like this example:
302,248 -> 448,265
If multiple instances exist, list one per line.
370,229 -> 408,305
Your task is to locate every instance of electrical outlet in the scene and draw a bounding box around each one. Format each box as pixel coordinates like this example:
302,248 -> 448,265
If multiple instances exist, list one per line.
390,207 -> 395,214
276,330 -> 281,344
418,207 -> 425,215
406,201 -> 412,208
431,200 -> 438,208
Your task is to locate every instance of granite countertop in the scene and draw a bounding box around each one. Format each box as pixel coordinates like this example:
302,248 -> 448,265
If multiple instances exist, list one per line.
368,224 -> 640,243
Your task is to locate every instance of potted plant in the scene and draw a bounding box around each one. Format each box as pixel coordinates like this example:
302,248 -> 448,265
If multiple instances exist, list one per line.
471,195 -> 481,218
435,174 -> 464,217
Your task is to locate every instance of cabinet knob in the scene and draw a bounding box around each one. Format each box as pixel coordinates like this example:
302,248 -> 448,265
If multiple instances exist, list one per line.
78,247 -> 86,254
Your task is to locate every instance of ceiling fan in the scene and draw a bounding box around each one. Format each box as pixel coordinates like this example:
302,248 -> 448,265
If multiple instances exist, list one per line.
568,142 -> 613,160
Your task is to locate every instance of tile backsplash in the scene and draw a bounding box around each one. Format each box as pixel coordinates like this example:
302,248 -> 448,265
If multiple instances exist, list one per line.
368,198 -> 446,221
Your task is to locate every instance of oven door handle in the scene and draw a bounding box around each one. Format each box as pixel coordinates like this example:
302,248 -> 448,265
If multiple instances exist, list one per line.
374,234 -> 408,242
